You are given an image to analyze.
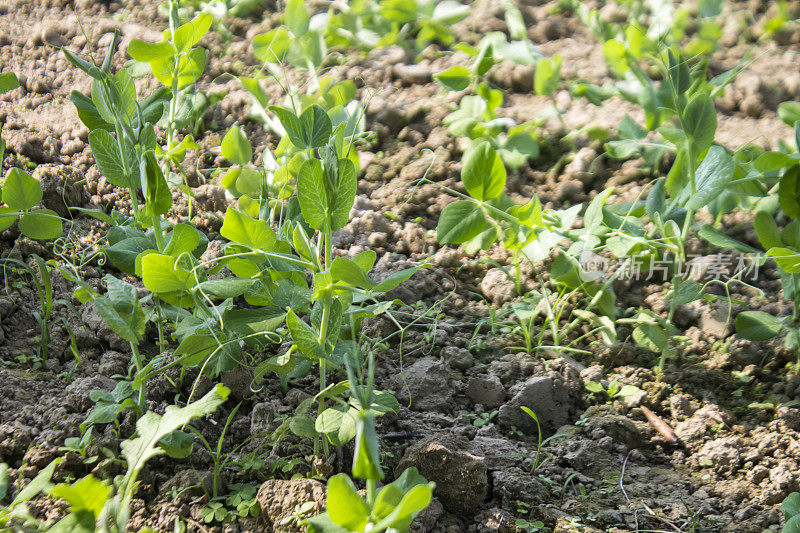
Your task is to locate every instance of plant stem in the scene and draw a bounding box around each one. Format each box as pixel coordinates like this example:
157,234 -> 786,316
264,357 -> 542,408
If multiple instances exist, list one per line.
130,342 -> 146,412
317,298 -> 332,459
367,479 -> 376,507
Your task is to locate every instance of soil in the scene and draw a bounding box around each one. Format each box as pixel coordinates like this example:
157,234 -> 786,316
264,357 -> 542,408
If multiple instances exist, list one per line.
1,0 -> 800,532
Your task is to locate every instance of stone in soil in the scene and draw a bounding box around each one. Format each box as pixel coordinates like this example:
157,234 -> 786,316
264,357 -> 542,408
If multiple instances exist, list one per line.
257,478 -> 326,531
396,433 -> 488,515
497,376 -> 570,436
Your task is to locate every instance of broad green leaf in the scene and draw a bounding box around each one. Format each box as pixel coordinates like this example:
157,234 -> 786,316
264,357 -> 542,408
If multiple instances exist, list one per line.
140,253 -> 193,293
19,209 -> 62,240
326,474 -> 370,530
220,207 -> 277,249
296,158 -> 326,229
15,459 -> 59,503
434,66 -> 471,91
735,311 -> 783,341
51,476 -> 111,519
0,72 -> 18,94
269,104 -> 332,149
754,211 -> 783,250
174,334 -> 219,366
462,142 -> 506,201
372,267 -> 419,293
683,94 -> 716,152
140,151 -> 172,217
3,167 -> 42,210
685,146 -> 734,211
221,125 -> 252,166
779,167 -> 800,218
768,247 -> 800,273
331,257 -> 375,289
286,309 -> 326,360
127,40 -> 176,62
285,0 -> 310,35
172,13 -> 212,52
106,236 -> 155,276
164,223 -> 200,257
778,102 -> 800,127
668,279 -> 704,306
119,385 -> 228,512
158,429 -> 195,459
437,201 -> 487,244
252,28 -> 292,63
89,129 -> 130,187
151,48 -> 206,89
632,323 -> 667,352
646,178 -> 666,218
330,158 -> 357,231
698,224 -> 759,253
197,278 -> 255,299
374,484 -> 433,530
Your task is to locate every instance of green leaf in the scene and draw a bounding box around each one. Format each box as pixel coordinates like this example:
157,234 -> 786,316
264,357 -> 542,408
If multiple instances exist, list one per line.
372,267 -> 419,293
3,167 -> 42,210
534,54 -> 562,97
296,158 -> 326,230
50,476 -> 111,519
106,236 -> 156,276
374,484 -> 433,530
221,207 -> 277,250
767,247 -> 800,273
462,142 -> 506,201
140,151 -> 172,217
779,167 -> 800,218
127,40 -> 176,62
221,125 -> 252,166
269,104 -> 332,149
197,278 -> 255,299
683,94 -> 717,152
0,71 -> 18,94
252,28 -> 292,63
331,257 -> 374,289
326,474 -> 370,531
437,201 -> 487,244
330,158 -> 357,231
164,223 -> 200,257
174,334 -> 219,366
685,146 -> 734,211
735,311 -> 783,341
698,224 -> 759,253
89,129 -> 131,188
70,91 -> 114,131
285,0 -> 310,35
286,309 -> 326,360
669,279 -> 704,306
352,412 -> 383,481
158,430 -> 195,459
18,209 -> 62,240
632,323 -> 668,352
119,385 -> 228,513
778,102 -> 800,127
784,492 -> 800,520
434,66 -> 471,91
140,253 -> 193,293
754,211 -> 783,251
172,12 -> 212,52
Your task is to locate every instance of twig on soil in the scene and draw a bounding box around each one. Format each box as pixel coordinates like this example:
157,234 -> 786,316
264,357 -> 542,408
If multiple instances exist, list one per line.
619,451 -> 686,533
640,406 -> 678,445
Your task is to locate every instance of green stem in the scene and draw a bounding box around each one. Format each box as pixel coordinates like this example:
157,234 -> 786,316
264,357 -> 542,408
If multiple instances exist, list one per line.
367,479 -> 376,507
152,214 -> 165,252
317,298 -> 332,459
130,342 -> 146,412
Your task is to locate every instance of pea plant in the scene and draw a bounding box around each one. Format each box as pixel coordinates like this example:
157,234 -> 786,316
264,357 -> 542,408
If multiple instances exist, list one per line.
735,123 -> 800,370
434,141 -> 617,352
305,351 -> 435,532
0,71 -> 19,160
324,0 -> 470,53
0,385 -> 229,532
589,49 -> 755,377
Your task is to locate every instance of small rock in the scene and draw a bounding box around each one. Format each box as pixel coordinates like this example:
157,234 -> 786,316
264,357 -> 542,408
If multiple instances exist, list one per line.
441,346 -> 475,371
64,375 -> 116,412
33,164 -> 87,218
396,434 -> 487,515
498,376 -> 570,436
411,498 -> 443,532
395,357 -> 454,412
194,183 -> 228,213
393,63 -> 432,85
466,375 -> 506,408
257,478 -> 326,531
694,436 -> 742,474
481,268 -> 517,305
